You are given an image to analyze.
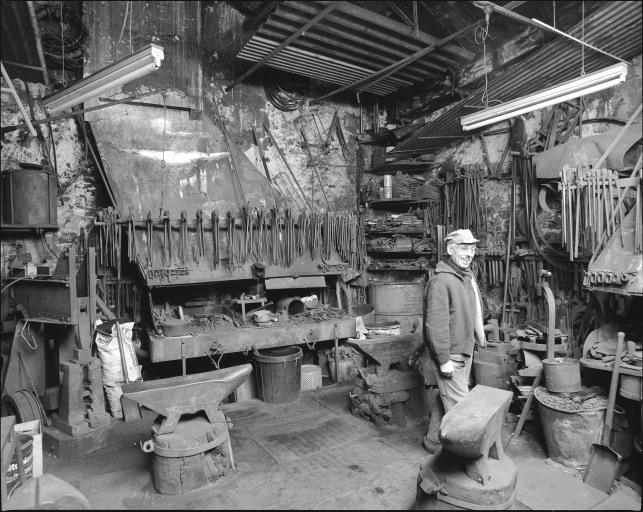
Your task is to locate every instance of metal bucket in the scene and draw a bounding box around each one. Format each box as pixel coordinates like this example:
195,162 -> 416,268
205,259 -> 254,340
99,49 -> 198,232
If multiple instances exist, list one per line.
535,387 -> 606,469
353,303 -> 375,324
543,357 -> 581,393
369,282 -> 424,333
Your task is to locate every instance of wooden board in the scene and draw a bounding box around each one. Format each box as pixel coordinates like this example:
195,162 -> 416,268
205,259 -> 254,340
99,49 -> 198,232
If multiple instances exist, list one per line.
513,455 -> 607,510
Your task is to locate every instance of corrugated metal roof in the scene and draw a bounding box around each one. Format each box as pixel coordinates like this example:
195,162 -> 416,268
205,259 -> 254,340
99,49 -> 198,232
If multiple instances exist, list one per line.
1,1 -> 48,84
392,1 -> 643,155
236,0 -> 475,95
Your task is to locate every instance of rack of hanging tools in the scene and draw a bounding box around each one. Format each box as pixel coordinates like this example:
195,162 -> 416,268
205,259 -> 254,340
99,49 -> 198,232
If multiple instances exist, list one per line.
441,166 -> 487,233
95,208 -> 365,285
558,165 -> 634,261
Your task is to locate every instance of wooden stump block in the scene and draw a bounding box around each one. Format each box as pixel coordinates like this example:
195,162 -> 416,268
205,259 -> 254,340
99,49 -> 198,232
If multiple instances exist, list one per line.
151,414 -> 229,495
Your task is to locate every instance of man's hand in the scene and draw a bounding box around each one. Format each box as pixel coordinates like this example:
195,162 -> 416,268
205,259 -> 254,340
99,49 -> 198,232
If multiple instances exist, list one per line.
439,360 -> 455,378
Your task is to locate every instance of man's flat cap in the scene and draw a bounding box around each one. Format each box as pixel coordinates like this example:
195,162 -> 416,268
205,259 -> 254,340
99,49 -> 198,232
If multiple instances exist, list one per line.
445,229 -> 478,244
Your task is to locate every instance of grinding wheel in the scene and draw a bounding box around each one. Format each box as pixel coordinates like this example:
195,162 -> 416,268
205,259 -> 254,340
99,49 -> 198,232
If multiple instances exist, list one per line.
1,389 -> 41,423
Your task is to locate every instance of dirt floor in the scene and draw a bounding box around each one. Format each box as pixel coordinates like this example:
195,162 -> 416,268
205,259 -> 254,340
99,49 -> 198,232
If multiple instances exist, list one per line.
12,382 -> 642,510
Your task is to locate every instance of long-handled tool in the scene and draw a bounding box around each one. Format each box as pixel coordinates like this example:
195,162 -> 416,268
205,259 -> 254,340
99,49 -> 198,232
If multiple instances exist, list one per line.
115,321 -> 131,384
584,331 -> 625,493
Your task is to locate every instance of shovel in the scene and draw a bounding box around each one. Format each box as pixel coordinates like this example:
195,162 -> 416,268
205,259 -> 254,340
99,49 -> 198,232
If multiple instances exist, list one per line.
583,332 -> 625,493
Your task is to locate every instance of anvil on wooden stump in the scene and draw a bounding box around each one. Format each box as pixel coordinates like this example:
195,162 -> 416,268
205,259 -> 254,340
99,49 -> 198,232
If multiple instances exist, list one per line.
416,385 -> 518,510
120,364 -> 252,434
120,364 -> 252,494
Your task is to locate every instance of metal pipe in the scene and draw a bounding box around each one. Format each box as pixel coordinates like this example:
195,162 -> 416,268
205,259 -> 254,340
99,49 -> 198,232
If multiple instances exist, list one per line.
334,323 -> 340,384
531,18 -> 630,65
263,121 -> 313,211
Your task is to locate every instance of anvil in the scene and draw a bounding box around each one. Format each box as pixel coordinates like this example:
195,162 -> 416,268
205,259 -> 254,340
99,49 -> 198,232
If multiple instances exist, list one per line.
120,364 -> 252,434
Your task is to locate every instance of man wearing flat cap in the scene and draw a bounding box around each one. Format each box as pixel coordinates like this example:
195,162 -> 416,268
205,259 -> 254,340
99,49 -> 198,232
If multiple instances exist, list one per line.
419,228 -> 486,453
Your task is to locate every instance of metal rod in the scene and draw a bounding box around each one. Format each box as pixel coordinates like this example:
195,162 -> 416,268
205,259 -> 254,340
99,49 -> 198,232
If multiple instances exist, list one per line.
594,103 -> 642,169
263,120 -> 313,211
334,323 -> 340,384
1,62 -> 37,136
1,88 -> 163,134
531,18 -> 630,65
301,128 -> 332,211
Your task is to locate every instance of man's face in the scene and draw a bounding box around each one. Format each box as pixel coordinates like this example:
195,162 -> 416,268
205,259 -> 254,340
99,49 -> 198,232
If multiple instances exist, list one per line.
447,243 -> 476,269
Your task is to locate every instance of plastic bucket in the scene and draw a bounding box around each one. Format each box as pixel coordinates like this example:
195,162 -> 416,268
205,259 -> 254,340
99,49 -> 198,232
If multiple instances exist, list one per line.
254,346 -> 302,404
543,357 -> 581,393
301,364 -> 322,391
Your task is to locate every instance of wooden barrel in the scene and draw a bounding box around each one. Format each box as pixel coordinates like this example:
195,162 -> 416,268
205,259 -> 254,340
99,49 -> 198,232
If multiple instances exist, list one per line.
150,415 -> 229,495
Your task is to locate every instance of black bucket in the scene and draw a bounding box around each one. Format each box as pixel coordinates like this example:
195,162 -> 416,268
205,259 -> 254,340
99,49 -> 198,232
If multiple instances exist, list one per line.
254,346 -> 303,404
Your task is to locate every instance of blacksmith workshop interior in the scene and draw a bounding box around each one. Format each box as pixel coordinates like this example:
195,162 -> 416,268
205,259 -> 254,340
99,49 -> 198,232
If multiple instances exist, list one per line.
0,0 -> 642,510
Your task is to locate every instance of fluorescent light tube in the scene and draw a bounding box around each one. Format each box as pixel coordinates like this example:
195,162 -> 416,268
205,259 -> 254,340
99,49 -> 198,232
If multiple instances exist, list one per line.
461,62 -> 628,131
42,44 -> 164,114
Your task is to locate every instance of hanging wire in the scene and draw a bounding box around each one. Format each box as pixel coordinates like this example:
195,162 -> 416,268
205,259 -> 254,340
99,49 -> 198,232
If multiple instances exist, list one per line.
60,1 -> 66,86
159,91 -> 168,215
129,1 -> 132,53
474,7 -> 502,108
553,1 -> 556,28
116,1 -> 130,57
474,9 -> 491,108
581,1 -> 585,76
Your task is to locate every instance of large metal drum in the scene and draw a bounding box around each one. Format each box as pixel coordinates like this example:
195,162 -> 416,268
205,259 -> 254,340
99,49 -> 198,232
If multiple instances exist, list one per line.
368,282 -> 424,333
1,167 -> 58,229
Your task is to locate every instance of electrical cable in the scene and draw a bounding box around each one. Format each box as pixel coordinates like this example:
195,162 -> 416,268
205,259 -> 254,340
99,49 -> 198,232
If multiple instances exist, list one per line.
37,2 -> 87,72
1,277 -> 30,295
115,1 -> 130,56
264,80 -> 306,112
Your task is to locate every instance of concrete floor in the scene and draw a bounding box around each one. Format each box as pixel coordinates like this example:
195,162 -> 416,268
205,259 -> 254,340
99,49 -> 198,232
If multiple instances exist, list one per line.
27,383 -> 642,510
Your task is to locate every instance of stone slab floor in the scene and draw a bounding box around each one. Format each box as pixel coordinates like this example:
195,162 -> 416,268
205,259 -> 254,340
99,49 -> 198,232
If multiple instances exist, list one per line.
29,383 -> 641,510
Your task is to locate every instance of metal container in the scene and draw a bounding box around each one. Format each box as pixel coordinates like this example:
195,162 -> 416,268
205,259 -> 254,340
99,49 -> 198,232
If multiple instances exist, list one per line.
254,346 -> 302,404
383,174 -> 393,198
369,282 -> 424,333
543,357 -> 581,393
364,320 -> 400,336
619,373 -> 642,401
535,387 -> 606,469
353,303 -> 375,324
1,168 -> 58,229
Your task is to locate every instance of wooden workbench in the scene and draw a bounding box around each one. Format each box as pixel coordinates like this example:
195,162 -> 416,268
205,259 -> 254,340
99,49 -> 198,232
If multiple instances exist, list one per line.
148,316 -> 356,362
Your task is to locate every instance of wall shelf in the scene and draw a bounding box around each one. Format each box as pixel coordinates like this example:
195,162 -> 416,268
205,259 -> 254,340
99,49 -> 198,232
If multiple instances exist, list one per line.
365,198 -> 427,207
367,160 -> 432,175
